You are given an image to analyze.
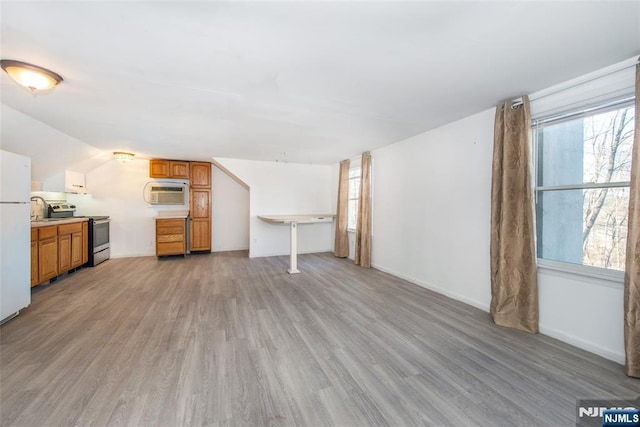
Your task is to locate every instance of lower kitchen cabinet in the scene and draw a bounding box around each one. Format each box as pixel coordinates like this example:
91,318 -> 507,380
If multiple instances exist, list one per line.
58,222 -> 84,271
71,232 -> 83,268
156,218 -> 186,256
38,232 -> 58,283
31,229 -> 38,287
58,234 -> 71,272
31,219 -> 89,287
189,187 -> 211,252
190,218 -> 211,252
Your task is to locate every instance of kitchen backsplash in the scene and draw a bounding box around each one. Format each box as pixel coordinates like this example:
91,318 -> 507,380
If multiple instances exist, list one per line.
30,191 -> 67,219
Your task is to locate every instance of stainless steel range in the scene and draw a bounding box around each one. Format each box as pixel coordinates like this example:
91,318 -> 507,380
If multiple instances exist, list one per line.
48,204 -> 111,267
82,216 -> 110,266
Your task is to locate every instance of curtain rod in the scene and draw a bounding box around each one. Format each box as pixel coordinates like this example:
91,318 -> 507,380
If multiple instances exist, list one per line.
512,56 -> 639,106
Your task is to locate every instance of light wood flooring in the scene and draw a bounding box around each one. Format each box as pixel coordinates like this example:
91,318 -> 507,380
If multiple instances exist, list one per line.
1,252 -> 638,426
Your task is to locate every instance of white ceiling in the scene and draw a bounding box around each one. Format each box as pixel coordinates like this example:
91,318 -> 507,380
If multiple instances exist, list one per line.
1,1 -> 639,169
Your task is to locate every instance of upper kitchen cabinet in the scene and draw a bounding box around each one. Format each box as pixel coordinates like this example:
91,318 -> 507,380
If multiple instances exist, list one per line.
43,170 -> 87,194
189,162 -> 211,188
149,159 -> 189,179
149,159 -> 169,177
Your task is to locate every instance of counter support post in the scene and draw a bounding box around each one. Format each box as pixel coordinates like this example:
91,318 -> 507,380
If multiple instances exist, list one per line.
287,222 -> 300,274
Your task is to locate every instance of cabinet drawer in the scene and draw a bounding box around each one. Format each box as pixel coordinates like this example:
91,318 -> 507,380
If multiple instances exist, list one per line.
157,234 -> 184,243
38,226 -> 58,240
156,219 -> 185,228
58,222 -> 83,235
157,241 -> 185,256
31,228 -> 38,241
157,225 -> 184,235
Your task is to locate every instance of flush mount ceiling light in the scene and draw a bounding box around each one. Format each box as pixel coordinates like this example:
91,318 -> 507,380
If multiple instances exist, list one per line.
0,59 -> 63,93
113,152 -> 134,163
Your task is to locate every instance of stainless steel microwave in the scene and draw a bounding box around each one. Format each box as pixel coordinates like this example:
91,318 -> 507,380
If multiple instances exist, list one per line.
149,185 -> 185,205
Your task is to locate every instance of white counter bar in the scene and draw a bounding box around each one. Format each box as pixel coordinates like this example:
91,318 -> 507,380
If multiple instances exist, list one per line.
258,214 -> 336,274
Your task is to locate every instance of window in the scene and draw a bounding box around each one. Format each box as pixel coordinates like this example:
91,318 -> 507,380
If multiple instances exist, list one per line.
347,166 -> 361,230
534,98 -> 635,272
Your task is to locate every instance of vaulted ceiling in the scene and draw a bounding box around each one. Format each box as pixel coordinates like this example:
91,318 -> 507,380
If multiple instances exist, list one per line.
1,1 -> 639,173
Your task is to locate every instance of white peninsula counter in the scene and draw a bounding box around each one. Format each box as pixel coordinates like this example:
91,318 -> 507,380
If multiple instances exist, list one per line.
258,214 -> 336,274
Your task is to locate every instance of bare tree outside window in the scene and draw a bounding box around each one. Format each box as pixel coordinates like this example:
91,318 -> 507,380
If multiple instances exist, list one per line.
535,102 -> 634,271
582,107 -> 634,270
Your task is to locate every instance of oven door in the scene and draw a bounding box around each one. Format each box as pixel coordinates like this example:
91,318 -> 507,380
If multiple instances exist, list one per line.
93,219 -> 110,252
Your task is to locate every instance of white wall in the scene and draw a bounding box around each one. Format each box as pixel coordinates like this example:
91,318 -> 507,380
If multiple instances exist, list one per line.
538,270 -> 624,363
212,165 -> 249,252
371,108 -> 494,310
1,105 -> 111,182
370,105 -> 626,364
68,159 -> 158,258
214,158 -> 335,258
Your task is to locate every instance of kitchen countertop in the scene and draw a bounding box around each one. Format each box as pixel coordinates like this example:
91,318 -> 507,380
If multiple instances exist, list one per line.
155,210 -> 189,219
31,217 -> 89,227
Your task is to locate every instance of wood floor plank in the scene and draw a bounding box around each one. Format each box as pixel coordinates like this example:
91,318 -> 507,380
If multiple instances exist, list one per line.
1,251 -> 638,426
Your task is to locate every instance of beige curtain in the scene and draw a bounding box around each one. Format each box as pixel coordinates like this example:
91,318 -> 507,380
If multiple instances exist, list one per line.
334,159 -> 350,258
490,96 -> 538,334
355,152 -> 372,268
624,62 -> 640,378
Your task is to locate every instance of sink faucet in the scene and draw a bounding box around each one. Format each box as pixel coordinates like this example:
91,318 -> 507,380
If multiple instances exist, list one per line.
30,196 -> 48,220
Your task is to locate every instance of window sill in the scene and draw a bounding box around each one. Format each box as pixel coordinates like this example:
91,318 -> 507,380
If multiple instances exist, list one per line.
537,258 -> 623,288
347,228 -> 356,233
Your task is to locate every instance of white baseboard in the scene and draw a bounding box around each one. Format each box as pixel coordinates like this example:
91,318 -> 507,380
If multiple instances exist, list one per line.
371,263 -> 490,312
538,324 -> 625,365
110,252 -> 155,259
212,246 -> 249,253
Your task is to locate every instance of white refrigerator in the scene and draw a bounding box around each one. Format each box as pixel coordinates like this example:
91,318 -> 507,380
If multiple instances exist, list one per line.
0,150 -> 31,323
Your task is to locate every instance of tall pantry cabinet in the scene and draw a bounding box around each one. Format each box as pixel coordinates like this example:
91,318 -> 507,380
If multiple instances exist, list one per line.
189,162 -> 212,252
150,159 -> 212,254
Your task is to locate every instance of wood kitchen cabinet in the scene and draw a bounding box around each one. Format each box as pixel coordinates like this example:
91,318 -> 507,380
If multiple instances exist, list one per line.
58,234 -> 71,272
170,161 -> 189,178
31,229 -> 38,287
31,219 -> 89,287
190,189 -> 211,219
149,159 -> 213,253
149,159 -> 169,177
149,159 -> 190,179
189,162 -> 211,188
38,226 -> 58,283
156,218 -> 186,256
58,222 -> 84,270
189,219 -> 211,252
71,232 -> 83,268
189,162 -> 212,252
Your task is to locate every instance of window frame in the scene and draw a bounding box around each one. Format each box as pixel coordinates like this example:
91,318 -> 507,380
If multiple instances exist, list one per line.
532,96 -> 634,282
